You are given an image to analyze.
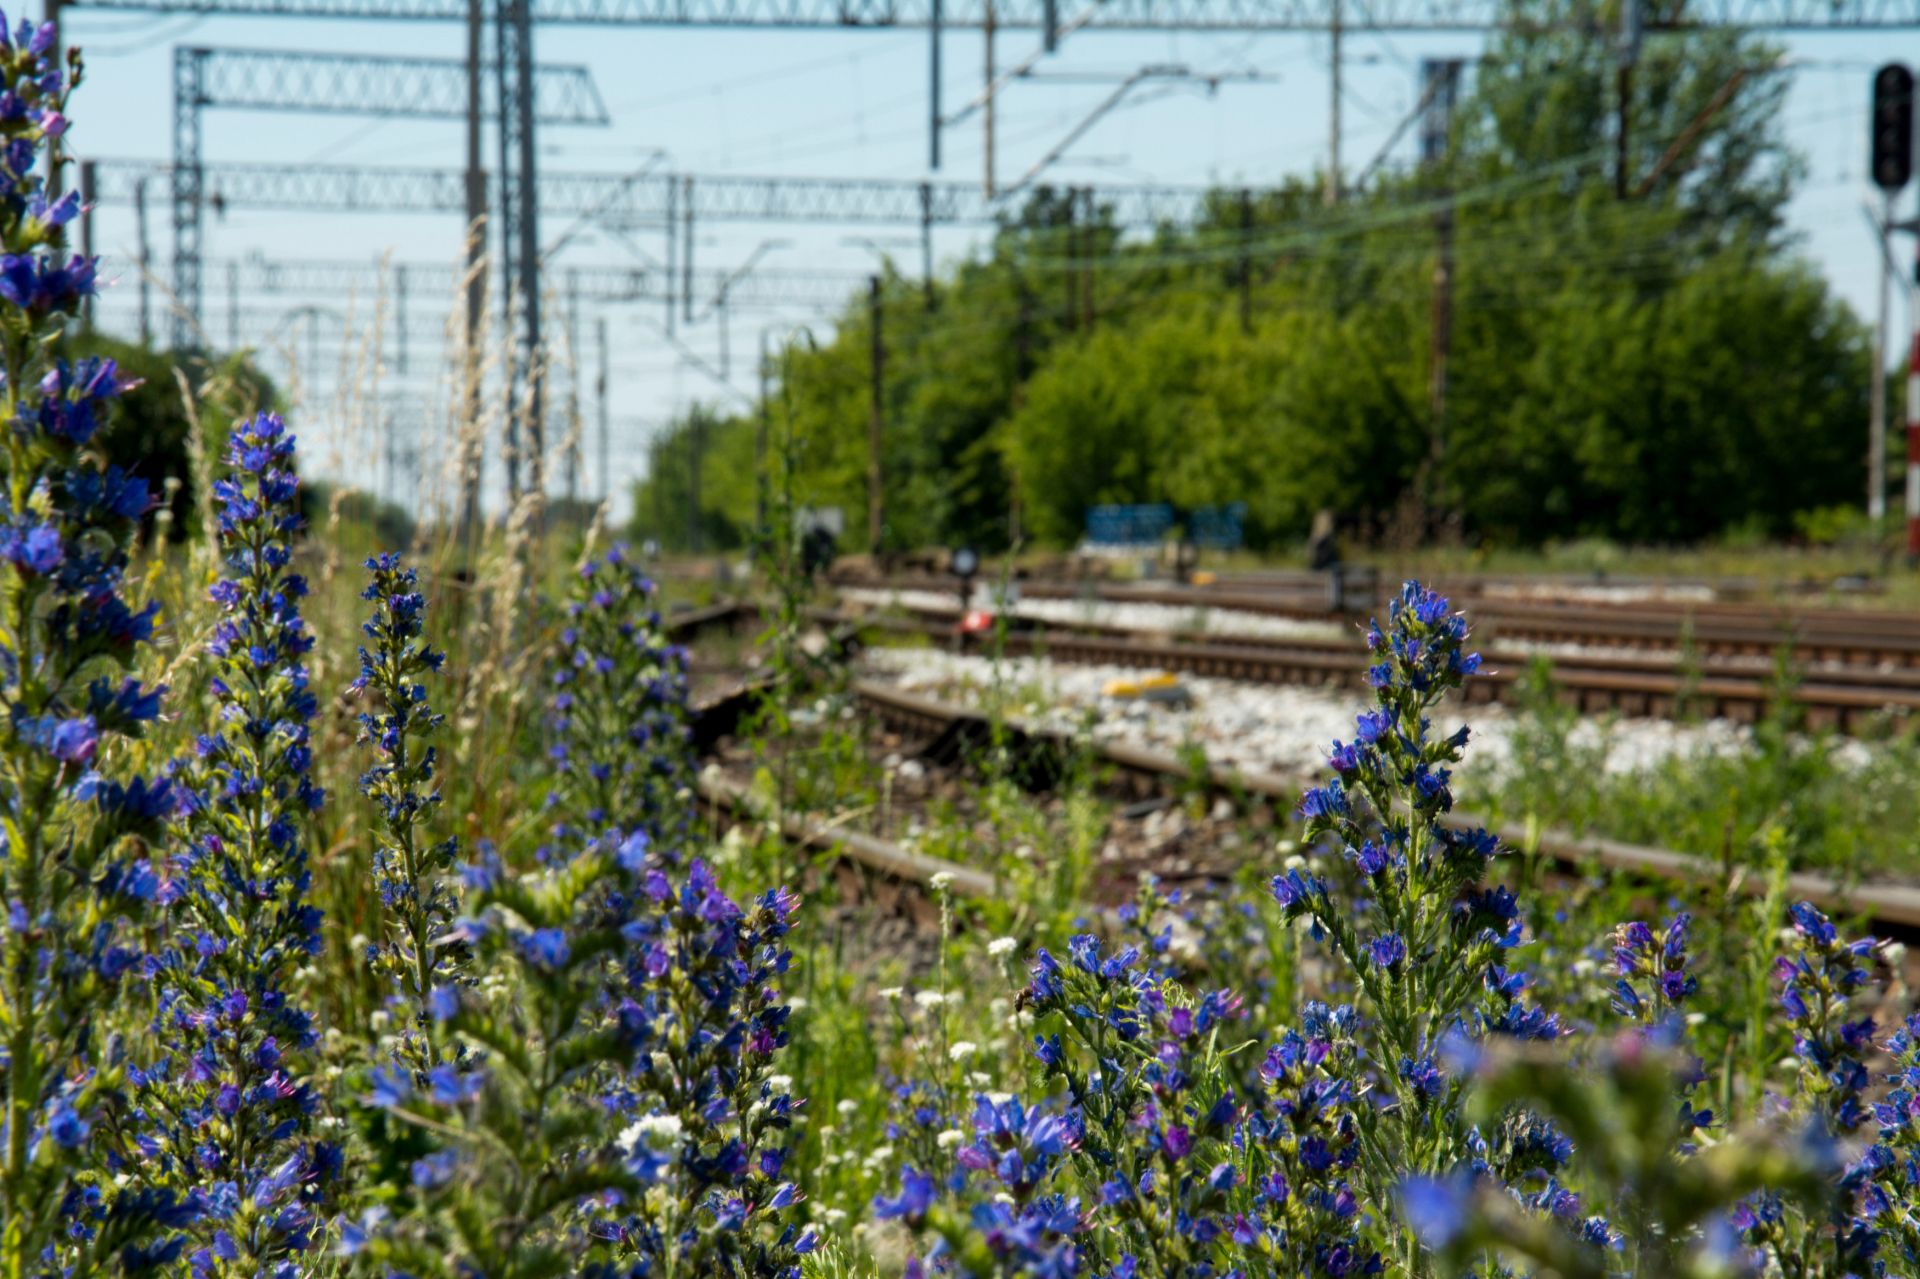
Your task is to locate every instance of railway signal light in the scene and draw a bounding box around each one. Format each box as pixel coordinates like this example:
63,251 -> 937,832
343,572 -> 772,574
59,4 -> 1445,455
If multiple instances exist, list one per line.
1873,63 -> 1914,192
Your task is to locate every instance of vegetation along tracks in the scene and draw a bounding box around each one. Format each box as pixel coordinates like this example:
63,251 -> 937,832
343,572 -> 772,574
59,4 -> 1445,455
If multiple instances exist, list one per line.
686,671 -> 1920,939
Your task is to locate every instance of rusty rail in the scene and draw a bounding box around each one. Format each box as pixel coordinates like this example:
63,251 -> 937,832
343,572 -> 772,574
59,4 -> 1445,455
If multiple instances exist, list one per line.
679,645 -> 1920,933
838,574 -> 1920,669
844,680 -> 1920,933
829,607 -> 1920,736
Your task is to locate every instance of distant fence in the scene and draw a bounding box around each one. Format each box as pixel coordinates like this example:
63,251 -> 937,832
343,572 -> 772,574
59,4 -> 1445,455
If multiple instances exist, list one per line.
1189,503 -> 1246,550
1085,504 -> 1175,547
1083,502 -> 1246,550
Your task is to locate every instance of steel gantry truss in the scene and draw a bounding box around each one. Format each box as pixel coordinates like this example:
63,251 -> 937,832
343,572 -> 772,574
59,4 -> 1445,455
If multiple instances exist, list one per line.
171,45 -> 606,348
62,0 -> 1920,28
199,253 -> 875,308
170,45 -> 608,119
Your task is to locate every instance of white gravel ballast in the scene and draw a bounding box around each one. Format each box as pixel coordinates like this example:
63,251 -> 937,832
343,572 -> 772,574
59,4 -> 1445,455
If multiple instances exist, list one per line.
858,646 -> 1761,784
835,587 -> 1349,645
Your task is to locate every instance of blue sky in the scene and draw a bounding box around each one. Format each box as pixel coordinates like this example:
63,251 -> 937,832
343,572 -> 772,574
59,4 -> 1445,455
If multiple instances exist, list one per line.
59,6 -> 1914,521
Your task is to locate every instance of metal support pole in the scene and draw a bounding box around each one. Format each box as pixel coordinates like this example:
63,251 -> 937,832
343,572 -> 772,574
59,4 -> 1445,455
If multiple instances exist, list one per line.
46,0 -> 62,198
1430,205 -> 1453,520
1421,59 -> 1461,528
920,181 -> 936,311
565,266 -> 580,506
983,0 -> 996,198
495,0 -> 520,500
1615,0 -> 1642,199
134,177 -> 152,347
1043,0 -> 1058,50
1325,0 -> 1341,207
650,429 -> 664,543
681,175 -> 695,326
687,411 -> 704,554
665,177 -> 677,337
1872,194 -> 1891,523
1080,187 -> 1094,328
929,0 -> 943,170
1015,270 -> 1033,381
461,0 -> 486,535
595,315 -> 609,505
1063,191 -> 1076,332
77,159 -> 94,328
512,0 -> 544,500
868,274 -> 885,554
756,327 -> 770,540
1907,254 -> 1920,561
1238,186 -> 1252,335
171,47 -> 206,350
395,262 -> 409,375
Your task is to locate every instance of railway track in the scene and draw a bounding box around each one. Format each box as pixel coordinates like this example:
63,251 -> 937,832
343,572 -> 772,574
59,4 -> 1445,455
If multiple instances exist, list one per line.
687,675 -> 1920,937
660,595 -> 1920,731
837,575 -> 1920,669
826,605 -> 1920,736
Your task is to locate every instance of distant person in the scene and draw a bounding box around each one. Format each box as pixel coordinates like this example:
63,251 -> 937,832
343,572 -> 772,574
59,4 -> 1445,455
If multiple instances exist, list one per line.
1308,510 -> 1341,572
801,525 -> 837,579
1309,510 -> 1349,611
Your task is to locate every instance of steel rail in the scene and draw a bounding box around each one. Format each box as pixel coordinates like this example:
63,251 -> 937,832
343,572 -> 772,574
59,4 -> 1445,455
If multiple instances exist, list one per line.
667,603 -> 1920,934
842,575 -> 1920,668
841,679 -> 1920,933
830,607 -> 1920,734
863,596 -> 1920,693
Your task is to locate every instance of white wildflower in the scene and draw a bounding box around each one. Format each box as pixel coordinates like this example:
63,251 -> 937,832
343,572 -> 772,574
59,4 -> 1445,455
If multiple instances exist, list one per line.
619,1113 -> 686,1153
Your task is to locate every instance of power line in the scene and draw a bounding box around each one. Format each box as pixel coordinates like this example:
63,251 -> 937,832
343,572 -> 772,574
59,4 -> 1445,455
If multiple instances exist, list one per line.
61,0 -> 1920,29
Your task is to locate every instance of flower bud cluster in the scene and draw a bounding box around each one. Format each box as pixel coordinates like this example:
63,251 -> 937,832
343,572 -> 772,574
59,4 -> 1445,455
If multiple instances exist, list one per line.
871,931 -> 1379,1278
545,543 -> 692,859
132,412 -> 340,1276
351,553 -> 463,1049
0,28 -> 190,1273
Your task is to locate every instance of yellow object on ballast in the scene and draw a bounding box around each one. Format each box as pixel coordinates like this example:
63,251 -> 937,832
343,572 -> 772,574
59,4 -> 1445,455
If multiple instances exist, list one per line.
1103,672 -> 1189,703
1190,571 -> 1217,586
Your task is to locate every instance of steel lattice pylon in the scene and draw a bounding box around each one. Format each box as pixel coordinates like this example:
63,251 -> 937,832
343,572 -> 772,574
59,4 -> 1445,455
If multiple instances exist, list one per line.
170,45 -> 607,348
495,0 -> 545,498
